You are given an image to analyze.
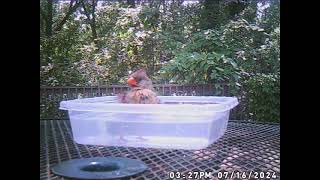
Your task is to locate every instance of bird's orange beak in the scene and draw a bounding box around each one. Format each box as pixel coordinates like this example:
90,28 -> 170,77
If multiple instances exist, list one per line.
127,77 -> 137,87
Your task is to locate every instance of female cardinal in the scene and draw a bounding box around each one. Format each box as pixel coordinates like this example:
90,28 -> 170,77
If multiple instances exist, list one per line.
117,69 -> 160,142
119,69 -> 160,104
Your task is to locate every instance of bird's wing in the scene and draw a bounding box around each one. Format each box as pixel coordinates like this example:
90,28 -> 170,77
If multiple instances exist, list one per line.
123,88 -> 159,104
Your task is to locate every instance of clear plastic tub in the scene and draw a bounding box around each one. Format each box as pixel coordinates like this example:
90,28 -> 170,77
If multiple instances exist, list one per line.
60,96 -> 238,150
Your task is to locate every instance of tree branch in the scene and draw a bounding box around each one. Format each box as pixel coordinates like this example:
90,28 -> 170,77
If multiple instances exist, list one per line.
91,0 -> 97,21
80,0 -> 98,43
53,0 -> 81,32
80,0 -> 92,21
46,0 -> 53,37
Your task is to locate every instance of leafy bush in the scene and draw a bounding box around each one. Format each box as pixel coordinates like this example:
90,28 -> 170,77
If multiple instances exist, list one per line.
244,73 -> 280,122
159,3 -> 280,121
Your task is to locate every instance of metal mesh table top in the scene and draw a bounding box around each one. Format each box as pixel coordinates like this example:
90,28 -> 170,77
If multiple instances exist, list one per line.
40,120 -> 280,180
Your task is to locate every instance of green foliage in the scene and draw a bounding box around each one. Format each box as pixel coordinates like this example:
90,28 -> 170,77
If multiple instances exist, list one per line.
160,27 -> 241,95
199,0 -> 234,30
258,0 -> 280,33
40,18 -> 85,86
159,2 -> 280,121
161,51 -> 241,96
220,17 -> 279,74
40,0 -> 280,122
244,73 -> 280,122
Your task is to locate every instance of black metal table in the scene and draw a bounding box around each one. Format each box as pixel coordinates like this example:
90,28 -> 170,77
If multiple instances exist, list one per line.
40,120 -> 280,180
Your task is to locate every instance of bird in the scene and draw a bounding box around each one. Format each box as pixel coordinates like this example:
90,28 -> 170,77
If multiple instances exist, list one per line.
118,69 -> 160,104
116,69 -> 160,142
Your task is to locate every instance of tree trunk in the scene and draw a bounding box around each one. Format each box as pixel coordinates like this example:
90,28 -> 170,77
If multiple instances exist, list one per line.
46,0 -> 53,37
40,8 -> 46,36
81,0 -> 98,45
54,0 -> 81,32
91,0 -> 98,42
42,0 -> 81,35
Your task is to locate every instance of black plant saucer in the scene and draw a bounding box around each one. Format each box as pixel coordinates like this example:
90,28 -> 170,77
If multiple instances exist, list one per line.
51,157 -> 148,179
